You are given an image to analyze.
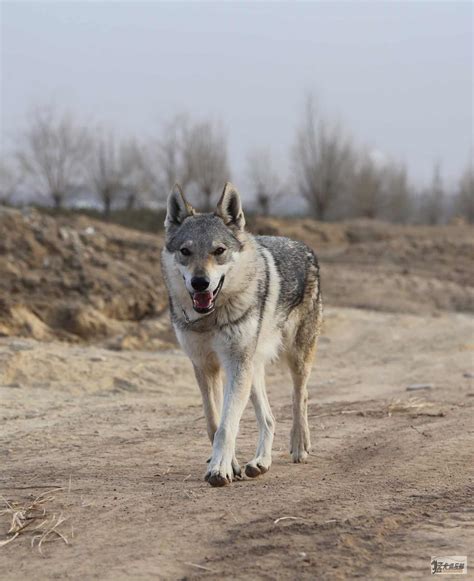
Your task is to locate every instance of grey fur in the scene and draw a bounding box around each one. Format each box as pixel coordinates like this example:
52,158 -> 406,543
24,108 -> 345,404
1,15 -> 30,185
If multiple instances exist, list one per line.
257,236 -> 320,313
255,247 -> 270,341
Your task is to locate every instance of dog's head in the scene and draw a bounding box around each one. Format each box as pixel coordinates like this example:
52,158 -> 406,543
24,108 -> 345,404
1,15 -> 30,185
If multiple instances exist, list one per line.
164,182 -> 246,314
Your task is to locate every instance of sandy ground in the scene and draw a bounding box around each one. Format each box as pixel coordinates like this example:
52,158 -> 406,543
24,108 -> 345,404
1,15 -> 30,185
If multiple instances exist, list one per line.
1,307 -> 473,580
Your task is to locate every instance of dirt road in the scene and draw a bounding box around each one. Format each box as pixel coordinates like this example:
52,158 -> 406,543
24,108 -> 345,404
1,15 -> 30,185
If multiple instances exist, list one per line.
1,307 -> 473,580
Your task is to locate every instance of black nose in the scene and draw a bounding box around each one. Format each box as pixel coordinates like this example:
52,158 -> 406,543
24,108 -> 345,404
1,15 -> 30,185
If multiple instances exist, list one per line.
191,276 -> 210,292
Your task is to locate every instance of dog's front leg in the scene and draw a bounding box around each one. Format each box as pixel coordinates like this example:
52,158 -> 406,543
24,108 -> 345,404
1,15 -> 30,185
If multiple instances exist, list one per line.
205,357 -> 253,487
193,363 -> 242,479
193,363 -> 222,443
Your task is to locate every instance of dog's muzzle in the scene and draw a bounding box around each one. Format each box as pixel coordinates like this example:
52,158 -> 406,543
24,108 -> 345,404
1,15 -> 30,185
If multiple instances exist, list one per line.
190,275 -> 225,314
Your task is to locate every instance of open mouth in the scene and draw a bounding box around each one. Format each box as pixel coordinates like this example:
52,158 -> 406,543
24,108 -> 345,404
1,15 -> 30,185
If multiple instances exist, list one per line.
191,276 -> 225,314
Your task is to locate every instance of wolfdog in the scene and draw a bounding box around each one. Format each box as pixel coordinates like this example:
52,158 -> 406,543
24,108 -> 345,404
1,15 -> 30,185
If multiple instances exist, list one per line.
161,183 -> 322,487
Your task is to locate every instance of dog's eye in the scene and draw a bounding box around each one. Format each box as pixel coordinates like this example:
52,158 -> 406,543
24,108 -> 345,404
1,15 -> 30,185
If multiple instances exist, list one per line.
180,248 -> 191,256
213,247 -> 226,256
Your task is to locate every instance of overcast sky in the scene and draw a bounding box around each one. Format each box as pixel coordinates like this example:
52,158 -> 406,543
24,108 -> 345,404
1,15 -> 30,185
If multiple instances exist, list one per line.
1,1 -> 472,192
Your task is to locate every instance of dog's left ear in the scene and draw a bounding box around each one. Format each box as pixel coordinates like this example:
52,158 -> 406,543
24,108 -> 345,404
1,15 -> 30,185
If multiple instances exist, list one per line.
216,182 -> 245,230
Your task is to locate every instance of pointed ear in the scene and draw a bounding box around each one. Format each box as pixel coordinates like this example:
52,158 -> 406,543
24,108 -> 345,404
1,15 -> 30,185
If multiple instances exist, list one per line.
216,182 -> 245,230
165,184 -> 195,229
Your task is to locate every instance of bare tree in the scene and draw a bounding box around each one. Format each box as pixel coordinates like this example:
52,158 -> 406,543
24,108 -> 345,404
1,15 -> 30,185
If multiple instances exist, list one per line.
155,114 -> 192,195
293,96 -> 353,220
381,162 -> 414,223
455,162 -> 474,223
246,148 -> 282,216
419,162 -> 445,224
350,152 -> 384,219
120,139 -> 155,210
17,106 -> 89,209
87,129 -> 125,218
152,115 -> 230,207
183,120 -> 230,211
0,158 -> 22,205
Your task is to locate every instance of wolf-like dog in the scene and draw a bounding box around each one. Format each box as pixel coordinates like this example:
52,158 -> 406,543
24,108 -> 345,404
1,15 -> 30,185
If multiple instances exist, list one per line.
161,183 -> 322,487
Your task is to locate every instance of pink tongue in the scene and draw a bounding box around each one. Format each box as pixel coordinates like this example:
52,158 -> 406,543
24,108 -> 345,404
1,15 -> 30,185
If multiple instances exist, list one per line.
193,291 -> 213,309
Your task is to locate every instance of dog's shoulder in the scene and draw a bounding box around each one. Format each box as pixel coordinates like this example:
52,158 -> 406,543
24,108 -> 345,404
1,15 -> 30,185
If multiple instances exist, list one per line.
255,235 -> 319,272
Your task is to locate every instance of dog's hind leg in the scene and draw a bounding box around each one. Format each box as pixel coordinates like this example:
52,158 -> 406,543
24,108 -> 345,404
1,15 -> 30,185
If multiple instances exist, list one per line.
287,316 -> 319,463
245,361 -> 275,478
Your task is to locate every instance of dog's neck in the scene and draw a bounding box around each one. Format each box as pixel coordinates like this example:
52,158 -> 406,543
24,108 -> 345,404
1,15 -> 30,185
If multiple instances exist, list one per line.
179,305 -> 217,333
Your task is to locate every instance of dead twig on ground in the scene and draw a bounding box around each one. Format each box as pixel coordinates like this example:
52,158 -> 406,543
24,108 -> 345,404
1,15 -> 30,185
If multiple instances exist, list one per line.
274,516 -> 306,525
184,562 -> 216,573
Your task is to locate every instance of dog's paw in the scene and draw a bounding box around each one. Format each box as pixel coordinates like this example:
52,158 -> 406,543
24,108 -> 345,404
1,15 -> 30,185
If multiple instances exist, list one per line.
205,471 -> 231,487
244,457 -> 271,478
206,455 -> 242,479
205,453 -> 240,487
290,424 -> 311,463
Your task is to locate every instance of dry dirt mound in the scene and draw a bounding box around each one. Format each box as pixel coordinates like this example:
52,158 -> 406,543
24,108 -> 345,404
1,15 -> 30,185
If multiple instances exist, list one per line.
0,208 -> 172,348
1,209 -> 473,346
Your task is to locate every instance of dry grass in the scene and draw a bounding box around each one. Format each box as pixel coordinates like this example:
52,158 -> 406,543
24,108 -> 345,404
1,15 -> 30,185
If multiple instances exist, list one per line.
387,397 -> 444,417
312,397 -> 444,420
0,488 -> 71,554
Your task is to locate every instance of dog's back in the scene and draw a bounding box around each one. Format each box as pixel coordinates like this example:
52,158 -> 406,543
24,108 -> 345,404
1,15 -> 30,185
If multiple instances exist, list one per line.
256,235 -> 321,313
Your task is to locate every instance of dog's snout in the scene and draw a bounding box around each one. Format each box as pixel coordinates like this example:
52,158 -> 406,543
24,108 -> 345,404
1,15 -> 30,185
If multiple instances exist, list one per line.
191,276 -> 210,292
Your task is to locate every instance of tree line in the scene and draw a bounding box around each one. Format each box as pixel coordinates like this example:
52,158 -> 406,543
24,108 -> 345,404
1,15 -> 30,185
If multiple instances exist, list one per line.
0,99 -> 472,223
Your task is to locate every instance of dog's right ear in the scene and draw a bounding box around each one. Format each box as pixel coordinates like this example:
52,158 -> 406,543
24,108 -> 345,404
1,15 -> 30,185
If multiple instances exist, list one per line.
165,184 -> 195,230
